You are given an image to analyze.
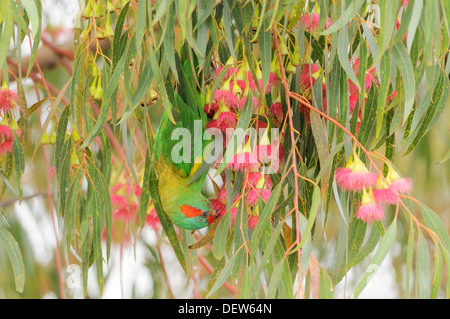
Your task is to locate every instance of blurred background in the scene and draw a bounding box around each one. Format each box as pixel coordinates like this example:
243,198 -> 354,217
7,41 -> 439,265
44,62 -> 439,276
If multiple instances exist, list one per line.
0,0 -> 448,299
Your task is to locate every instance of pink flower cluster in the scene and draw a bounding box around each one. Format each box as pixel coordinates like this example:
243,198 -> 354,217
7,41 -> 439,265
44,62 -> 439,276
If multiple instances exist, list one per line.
298,13 -> 332,33
203,56 -> 289,231
0,88 -> 21,155
335,151 -> 412,223
104,183 -> 160,244
210,171 -> 273,230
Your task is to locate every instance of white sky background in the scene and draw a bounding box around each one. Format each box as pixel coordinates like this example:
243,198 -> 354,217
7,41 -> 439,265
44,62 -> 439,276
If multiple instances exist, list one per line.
7,0 -> 401,299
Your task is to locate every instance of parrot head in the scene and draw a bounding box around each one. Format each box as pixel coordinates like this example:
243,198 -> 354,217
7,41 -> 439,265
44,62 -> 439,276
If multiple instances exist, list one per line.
162,189 -> 220,230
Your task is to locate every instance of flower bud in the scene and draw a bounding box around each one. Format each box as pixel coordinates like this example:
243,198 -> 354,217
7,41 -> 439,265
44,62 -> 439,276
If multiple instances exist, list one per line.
40,131 -> 50,145
286,61 -> 296,74
71,149 -> 79,165
92,1 -> 104,18
82,0 -> 93,19
232,80 -> 242,97
71,128 -> 81,143
104,12 -> 114,38
278,35 -> 289,56
106,0 -> 116,12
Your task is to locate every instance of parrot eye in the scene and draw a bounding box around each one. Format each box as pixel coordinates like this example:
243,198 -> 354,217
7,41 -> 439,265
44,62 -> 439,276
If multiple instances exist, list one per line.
200,211 -> 210,219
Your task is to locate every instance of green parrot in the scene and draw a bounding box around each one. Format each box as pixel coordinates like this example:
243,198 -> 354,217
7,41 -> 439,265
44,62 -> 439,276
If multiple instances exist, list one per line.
153,55 -> 218,230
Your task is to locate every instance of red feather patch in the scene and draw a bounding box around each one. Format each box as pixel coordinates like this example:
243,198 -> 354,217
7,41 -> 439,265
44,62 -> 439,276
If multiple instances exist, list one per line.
181,205 -> 203,218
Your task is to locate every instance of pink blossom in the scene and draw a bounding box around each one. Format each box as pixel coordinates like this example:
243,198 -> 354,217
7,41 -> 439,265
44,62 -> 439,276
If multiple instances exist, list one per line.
299,13 -> 332,32
228,151 -> 260,172
214,89 -> 239,108
145,207 -> 160,231
248,215 -> 260,230
229,79 -> 247,93
335,167 -> 377,192
0,124 -> 14,155
270,102 -> 283,122
214,66 -> 238,81
299,13 -> 319,32
246,172 -> 273,189
204,102 -> 219,118
0,89 -> 18,112
237,95 -> 260,112
256,144 -> 279,163
211,199 -> 227,218
373,186 -> 398,205
247,188 -> 271,205
356,202 -> 385,223
206,111 -> 237,132
356,187 -> 385,223
390,177 -> 413,194
300,64 -> 320,89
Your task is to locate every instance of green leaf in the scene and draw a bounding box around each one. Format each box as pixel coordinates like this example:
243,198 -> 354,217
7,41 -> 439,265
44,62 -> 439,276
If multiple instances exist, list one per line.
266,258 -> 285,298
299,184 -> 320,248
137,149 -> 152,229
0,227 -> 25,293
319,267 -> 334,299
391,41 -> 416,123
0,2 -> 13,69
250,183 -> 282,257
206,253 -> 237,298
18,0 -> 39,38
81,44 -> 130,149
113,1 -> 131,66
431,244 -> 443,299
405,220 -> 414,298
12,132 -> 25,200
310,111 -> 330,195
420,203 -> 450,253
259,17 -> 272,92
352,219 -> 397,298
63,166 -> 84,252
148,160 -> 187,273
135,0 -> 147,52
358,85 -> 377,146
163,6 -> 178,81
212,208 -> 230,260
378,0 -> 399,60
337,27 -> 361,92
416,232 -> 431,298
404,69 -> 448,156
406,0 -> 423,51
376,51 -> 391,138
320,0 -> 365,36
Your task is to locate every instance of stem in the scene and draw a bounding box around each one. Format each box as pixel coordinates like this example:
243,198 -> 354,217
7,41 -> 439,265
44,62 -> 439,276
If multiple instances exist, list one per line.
272,27 -> 304,299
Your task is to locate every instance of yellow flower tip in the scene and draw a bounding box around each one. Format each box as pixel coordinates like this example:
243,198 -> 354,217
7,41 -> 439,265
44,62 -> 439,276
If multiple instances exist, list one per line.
375,174 -> 390,189
361,187 -> 375,205
387,165 -> 402,182
40,131 -> 50,145
70,150 -> 79,165
232,81 -> 242,96
71,129 -> 81,143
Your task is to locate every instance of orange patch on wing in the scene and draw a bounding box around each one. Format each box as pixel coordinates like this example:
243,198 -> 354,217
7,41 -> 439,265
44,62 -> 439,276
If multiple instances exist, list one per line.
181,205 -> 203,218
